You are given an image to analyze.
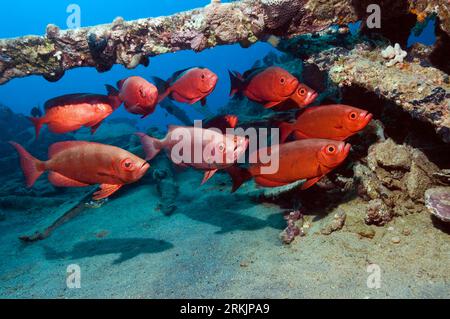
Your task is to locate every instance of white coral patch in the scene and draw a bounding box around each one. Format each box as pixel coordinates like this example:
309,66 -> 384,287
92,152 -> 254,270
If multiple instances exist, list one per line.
381,43 -> 407,67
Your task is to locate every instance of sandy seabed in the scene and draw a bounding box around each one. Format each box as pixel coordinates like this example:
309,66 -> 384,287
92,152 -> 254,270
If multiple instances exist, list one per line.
0,168 -> 449,299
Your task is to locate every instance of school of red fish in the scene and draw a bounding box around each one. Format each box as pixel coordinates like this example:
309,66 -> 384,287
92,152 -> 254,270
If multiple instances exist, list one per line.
11,66 -> 373,200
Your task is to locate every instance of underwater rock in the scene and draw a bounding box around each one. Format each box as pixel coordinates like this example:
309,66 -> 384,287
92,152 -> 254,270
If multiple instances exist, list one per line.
355,139 -> 440,225
320,210 -> 346,235
365,199 -> 393,226
425,187 -> 450,223
368,138 -> 411,170
433,169 -> 450,186
302,46 -> 450,143
409,0 -> 450,39
280,210 -> 304,245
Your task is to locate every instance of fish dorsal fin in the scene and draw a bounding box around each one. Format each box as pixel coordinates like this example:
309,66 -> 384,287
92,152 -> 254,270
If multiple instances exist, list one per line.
49,141 -> 90,157
44,94 -> 110,110
117,79 -> 127,90
169,67 -> 193,83
242,67 -> 265,81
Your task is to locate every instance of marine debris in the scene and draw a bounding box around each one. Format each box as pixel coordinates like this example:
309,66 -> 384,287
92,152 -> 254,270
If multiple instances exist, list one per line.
1,0 -> 449,85
19,189 -> 96,242
302,46 -> 450,143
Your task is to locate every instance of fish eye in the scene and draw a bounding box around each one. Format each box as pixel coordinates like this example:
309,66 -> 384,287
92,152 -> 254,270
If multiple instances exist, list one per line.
201,74 -> 206,80
349,112 -> 357,120
280,77 -> 285,84
121,159 -> 135,171
298,87 -> 307,96
218,143 -> 226,153
326,145 -> 336,154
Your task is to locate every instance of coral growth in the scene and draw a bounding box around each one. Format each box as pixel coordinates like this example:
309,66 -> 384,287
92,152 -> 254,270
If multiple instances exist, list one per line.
381,43 -> 408,67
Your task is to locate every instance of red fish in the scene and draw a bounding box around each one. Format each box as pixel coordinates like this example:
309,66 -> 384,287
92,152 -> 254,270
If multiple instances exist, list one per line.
228,139 -> 351,192
279,104 -> 373,142
9,141 -> 149,200
116,76 -> 159,119
136,125 -> 248,185
152,67 -> 218,106
29,86 -> 121,139
204,114 -> 238,134
229,66 -> 317,108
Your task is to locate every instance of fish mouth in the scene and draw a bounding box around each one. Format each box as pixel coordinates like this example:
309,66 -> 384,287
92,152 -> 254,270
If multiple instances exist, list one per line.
200,82 -> 217,94
343,143 -> 352,157
139,162 -> 151,175
349,111 -> 373,133
363,112 -> 373,125
305,91 -> 319,106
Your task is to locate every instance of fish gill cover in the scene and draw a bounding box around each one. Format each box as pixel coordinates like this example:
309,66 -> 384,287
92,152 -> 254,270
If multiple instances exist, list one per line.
0,0 -> 449,299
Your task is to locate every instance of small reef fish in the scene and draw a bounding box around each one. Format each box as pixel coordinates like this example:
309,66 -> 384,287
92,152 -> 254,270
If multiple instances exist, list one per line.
229,66 -> 317,108
29,86 -> 121,139
9,141 -> 149,200
115,76 -> 159,118
136,126 -> 248,185
204,114 -> 238,134
228,139 -> 351,192
279,104 -> 373,142
152,67 -> 218,106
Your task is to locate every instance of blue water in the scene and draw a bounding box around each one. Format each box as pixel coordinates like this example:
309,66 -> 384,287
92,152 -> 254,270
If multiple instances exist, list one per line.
0,1 -> 435,129
0,0 -> 274,129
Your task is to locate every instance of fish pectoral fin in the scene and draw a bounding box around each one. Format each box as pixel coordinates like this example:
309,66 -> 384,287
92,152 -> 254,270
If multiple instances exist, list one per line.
254,176 -> 288,187
201,169 -> 219,185
201,97 -> 207,107
48,172 -> 90,188
293,130 -> 310,140
301,176 -> 322,190
264,101 -> 281,108
93,184 -> 123,200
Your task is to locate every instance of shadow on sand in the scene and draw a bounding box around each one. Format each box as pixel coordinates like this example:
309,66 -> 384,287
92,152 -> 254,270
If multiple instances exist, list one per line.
43,238 -> 174,264
177,193 -> 286,234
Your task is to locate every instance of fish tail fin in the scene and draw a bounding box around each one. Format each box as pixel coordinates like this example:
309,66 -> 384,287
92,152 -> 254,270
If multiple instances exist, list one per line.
151,76 -> 171,103
135,132 -> 163,161
228,70 -> 244,97
278,121 -> 295,143
9,141 -> 45,187
28,116 -> 44,140
105,84 -> 122,109
226,166 -> 252,193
